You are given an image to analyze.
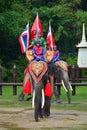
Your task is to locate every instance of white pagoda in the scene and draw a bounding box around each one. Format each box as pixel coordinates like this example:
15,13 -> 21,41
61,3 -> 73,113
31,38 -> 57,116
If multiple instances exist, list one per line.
77,23 -> 87,68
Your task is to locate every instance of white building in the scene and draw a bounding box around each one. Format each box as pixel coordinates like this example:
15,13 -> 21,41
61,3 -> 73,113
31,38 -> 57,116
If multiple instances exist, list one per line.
77,23 -> 87,68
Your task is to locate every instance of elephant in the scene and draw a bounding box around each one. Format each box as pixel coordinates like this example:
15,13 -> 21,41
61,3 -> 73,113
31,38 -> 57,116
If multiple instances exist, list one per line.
47,61 -> 72,104
18,60 -> 52,121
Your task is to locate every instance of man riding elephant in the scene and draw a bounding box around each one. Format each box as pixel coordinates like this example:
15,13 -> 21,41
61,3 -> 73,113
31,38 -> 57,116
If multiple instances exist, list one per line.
32,39 -> 46,62
31,30 -> 47,48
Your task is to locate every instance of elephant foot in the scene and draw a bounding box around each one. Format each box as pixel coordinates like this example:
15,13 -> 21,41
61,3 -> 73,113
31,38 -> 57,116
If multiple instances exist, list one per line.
43,108 -> 50,117
34,113 -> 39,122
44,113 -> 50,117
25,95 -> 32,101
35,119 -> 39,122
39,113 -> 43,118
18,96 -> 24,101
18,92 -> 24,101
56,99 -> 62,103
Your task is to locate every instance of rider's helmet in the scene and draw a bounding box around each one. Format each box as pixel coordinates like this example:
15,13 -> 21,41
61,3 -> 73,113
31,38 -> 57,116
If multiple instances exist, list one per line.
36,39 -> 40,46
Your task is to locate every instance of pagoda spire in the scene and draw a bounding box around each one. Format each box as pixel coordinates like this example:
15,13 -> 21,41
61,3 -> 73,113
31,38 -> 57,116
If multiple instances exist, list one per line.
77,23 -> 87,47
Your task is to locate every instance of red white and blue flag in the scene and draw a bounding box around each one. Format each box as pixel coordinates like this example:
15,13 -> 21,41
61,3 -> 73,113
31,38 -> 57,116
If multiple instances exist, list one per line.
31,13 -> 43,41
18,23 -> 29,53
46,22 -> 55,49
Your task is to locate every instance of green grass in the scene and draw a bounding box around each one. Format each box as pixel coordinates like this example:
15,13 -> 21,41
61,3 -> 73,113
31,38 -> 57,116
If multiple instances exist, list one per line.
0,86 -> 33,108
51,86 -> 87,111
59,86 -> 87,102
0,86 -> 23,100
0,86 -> 87,111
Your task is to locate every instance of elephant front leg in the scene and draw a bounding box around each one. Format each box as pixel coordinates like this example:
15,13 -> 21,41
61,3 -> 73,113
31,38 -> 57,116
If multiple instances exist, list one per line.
61,70 -> 71,104
53,86 -> 62,103
43,96 -> 51,117
18,91 -> 24,101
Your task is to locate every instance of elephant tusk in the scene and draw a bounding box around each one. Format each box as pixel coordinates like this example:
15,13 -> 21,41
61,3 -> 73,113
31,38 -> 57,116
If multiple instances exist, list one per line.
32,90 -> 35,108
61,80 -> 68,92
68,81 -> 73,91
41,89 -> 45,108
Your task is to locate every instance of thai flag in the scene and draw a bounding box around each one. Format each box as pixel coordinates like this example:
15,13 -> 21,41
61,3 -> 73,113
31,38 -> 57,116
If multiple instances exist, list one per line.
18,23 -> 29,53
46,22 -> 55,49
31,13 -> 44,41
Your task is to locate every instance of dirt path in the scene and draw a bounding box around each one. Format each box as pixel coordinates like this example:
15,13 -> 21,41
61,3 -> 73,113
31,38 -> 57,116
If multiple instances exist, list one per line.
0,107 -> 87,130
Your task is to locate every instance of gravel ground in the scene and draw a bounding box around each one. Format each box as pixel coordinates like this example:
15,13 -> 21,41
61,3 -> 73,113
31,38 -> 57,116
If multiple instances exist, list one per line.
0,106 -> 87,130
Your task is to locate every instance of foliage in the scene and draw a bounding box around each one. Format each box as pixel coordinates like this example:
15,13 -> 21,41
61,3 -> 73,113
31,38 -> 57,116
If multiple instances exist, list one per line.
67,57 -> 77,66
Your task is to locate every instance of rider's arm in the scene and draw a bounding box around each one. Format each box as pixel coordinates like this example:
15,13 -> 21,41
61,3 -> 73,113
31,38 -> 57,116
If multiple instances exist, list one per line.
31,38 -> 36,46
41,37 -> 47,48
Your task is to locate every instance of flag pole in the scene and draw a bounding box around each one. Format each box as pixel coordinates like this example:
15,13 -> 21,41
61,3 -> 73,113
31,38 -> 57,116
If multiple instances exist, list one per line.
49,21 -> 53,50
36,12 -> 39,40
27,21 -> 29,49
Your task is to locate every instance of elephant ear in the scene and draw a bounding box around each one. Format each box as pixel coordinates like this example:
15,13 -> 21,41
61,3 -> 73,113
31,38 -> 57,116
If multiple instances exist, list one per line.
29,61 -> 47,83
26,49 -> 34,62
55,60 -> 68,71
46,50 -> 54,62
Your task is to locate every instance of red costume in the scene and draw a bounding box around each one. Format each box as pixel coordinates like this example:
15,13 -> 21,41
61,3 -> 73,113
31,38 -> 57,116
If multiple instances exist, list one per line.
23,81 -> 32,95
44,82 -> 53,97
32,45 -> 46,61
23,66 -> 32,95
